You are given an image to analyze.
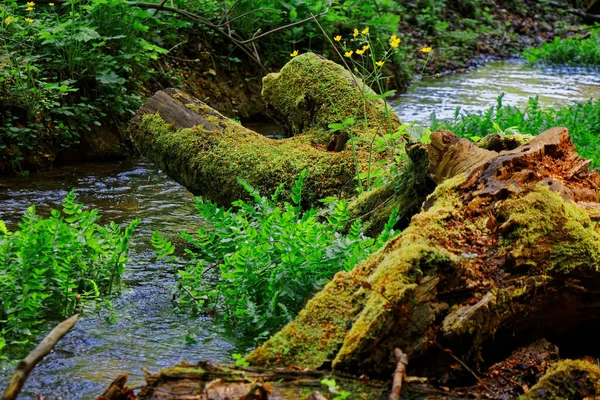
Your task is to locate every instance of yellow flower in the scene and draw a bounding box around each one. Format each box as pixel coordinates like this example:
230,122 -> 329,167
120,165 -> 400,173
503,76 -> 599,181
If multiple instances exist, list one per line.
391,34 -> 397,41
26,2 -> 35,6
420,47 -> 433,53
376,61 -> 384,67
390,37 -> 401,48
362,44 -> 370,51
344,50 -> 353,58
24,18 -> 34,23
26,7 -> 34,11
49,2 -> 55,5
353,28 -> 358,37
290,50 -> 298,57
356,49 -> 365,55
4,16 -> 11,25
334,35 -> 341,42
361,27 -> 369,35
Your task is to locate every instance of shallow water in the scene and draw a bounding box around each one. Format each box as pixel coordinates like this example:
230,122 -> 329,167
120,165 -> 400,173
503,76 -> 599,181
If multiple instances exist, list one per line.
393,59 -> 600,123
0,160 -> 245,399
0,59 -> 599,399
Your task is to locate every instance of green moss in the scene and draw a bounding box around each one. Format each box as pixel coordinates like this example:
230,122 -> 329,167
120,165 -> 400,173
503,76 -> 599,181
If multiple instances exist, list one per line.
496,185 -> 600,274
132,112 -> 363,205
522,360 -> 600,400
262,52 -> 400,146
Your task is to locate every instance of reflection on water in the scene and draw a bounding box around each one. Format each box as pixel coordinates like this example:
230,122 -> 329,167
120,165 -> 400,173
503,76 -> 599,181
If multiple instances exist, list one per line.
393,59 -> 600,123
0,159 -> 242,399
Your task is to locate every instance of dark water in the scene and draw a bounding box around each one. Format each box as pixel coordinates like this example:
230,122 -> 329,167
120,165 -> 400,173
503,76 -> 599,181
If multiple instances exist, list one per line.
393,59 -> 600,123
0,160 -> 244,399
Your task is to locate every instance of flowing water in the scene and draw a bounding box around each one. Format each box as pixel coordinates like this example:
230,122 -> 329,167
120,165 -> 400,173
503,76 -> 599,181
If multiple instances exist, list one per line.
0,59 -> 599,399
0,160 -> 246,399
393,59 -> 600,123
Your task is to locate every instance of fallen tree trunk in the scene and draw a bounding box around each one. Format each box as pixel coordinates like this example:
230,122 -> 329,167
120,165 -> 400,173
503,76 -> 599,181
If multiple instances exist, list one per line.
130,53 -> 401,206
246,127 -> 600,385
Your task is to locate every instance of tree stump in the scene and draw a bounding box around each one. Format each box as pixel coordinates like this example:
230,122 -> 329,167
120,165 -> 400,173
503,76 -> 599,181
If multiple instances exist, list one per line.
247,127 -> 600,384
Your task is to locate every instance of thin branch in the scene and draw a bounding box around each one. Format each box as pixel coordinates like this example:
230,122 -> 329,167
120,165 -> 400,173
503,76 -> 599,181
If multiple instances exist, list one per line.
389,348 -> 408,400
2,315 -> 79,400
544,0 -> 600,21
239,1 -> 332,44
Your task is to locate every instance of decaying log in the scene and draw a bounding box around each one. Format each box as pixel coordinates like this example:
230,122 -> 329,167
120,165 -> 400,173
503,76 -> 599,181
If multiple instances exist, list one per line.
130,53 -> 401,207
2,315 -> 79,400
95,373 -> 134,400
106,361 -> 463,399
246,127 -> 600,388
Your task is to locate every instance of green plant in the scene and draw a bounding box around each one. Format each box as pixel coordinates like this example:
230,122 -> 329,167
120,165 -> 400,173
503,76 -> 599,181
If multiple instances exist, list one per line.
0,0 -> 167,166
0,190 -> 139,344
321,378 -> 350,400
431,94 -> 600,167
523,26 -> 600,65
153,171 -> 400,340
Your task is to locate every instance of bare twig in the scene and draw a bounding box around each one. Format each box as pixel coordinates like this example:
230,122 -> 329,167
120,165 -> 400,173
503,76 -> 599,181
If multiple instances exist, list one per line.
544,0 -> 600,21
389,348 -> 408,400
2,315 -> 79,400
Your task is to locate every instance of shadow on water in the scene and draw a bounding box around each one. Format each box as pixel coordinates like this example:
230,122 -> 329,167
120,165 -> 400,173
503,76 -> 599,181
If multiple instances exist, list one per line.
0,159 -> 248,399
392,59 -> 600,123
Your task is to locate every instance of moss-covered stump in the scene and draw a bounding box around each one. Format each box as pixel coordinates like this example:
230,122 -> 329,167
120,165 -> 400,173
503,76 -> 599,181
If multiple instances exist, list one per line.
522,359 -> 600,399
131,53 -> 401,205
246,127 -> 600,385
262,52 -> 400,144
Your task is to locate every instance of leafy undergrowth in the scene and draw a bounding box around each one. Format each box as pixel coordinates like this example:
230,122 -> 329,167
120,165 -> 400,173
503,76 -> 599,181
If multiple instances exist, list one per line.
523,26 -> 600,65
431,94 -> 600,167
0,190 -> 139,345
153,171 -> 400,341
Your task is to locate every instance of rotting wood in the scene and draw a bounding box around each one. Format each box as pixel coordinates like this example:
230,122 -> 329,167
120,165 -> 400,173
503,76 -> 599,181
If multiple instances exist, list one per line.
2,315 -> 79,400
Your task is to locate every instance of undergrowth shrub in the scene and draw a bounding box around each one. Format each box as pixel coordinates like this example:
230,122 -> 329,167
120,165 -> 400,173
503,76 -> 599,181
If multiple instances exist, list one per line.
0,190 -> 139,344
523,26 -> 600,65
0,0 -> 167,166
430,94 -> 600,167
153,171 -> 400,340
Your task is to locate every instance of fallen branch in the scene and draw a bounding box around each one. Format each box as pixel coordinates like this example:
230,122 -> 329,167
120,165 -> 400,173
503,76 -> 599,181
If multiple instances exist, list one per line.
2,315 -> 79,400
545,1 -> 600,21
389,348 -> 408,400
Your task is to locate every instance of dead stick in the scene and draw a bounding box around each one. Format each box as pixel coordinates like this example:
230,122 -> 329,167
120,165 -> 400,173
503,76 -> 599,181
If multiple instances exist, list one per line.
389,348 -> 408,400
2,315 -> 79,400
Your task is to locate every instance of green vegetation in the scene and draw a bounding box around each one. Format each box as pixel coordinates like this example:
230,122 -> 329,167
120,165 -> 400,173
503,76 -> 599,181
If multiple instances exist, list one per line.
153,171 -> 400,340
524,26 -> 600,65
0,0 -> 167,167
0,190 -> 139,344
431,94 -> 600,167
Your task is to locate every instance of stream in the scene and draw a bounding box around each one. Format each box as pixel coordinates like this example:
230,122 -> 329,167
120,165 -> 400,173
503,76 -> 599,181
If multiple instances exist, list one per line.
0,59 -> 598,399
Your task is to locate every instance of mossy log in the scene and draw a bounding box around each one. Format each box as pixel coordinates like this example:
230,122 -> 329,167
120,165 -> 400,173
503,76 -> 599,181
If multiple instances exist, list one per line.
246,127 -> 600,386
130,53 -> 401,206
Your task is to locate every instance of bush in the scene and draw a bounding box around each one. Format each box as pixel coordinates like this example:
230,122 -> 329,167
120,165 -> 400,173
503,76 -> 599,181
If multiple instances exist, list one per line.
0,190 -> 139,343
523,27 -> 600,65
430,94 -> 600,167
0,0 -> 167,165
153,171 -> 400,340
